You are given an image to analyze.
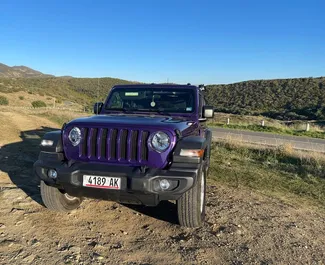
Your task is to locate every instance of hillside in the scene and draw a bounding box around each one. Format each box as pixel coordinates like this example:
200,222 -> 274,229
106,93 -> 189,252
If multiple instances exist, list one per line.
0,63 -> 53,78
205,77 -> 325,120
1,61 -> 325,120
0,76 -> 134,108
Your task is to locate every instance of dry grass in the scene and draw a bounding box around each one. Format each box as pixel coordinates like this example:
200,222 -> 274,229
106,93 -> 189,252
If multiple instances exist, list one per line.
0,91 -> 83,110
32,109 -> 90,127
210,139 -> 325,208
211,112 -> 285,128
215,138 -> 325,163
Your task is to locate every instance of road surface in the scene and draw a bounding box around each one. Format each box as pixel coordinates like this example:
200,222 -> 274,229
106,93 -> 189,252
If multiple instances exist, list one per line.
211,127 -> 325,153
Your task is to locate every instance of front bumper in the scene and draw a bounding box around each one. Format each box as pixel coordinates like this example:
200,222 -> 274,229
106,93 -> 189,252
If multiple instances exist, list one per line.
34,157 -> 200,206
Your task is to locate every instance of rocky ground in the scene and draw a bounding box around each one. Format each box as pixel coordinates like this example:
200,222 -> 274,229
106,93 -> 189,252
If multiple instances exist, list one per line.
0,111 -> 325,265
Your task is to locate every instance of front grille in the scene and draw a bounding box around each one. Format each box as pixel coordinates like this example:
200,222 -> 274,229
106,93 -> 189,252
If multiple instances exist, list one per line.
79,127 -> 149,163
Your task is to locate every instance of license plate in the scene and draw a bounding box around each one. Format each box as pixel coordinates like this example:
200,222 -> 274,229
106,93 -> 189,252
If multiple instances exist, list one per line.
82,175 -> 121,190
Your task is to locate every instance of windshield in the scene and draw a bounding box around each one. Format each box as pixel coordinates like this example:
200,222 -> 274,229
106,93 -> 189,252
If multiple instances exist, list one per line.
105,87 -> 196,114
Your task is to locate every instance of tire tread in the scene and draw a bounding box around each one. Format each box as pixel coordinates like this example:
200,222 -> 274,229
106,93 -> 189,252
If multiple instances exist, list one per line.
40,181 -> 82,212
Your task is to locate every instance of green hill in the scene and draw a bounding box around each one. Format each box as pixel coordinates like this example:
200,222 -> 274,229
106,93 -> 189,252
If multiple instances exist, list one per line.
1,65 -> 325,121
205,77 -> 325,120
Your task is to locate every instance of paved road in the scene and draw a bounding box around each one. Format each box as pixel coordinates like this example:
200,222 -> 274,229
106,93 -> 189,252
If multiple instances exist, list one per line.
211,127 -> 325,153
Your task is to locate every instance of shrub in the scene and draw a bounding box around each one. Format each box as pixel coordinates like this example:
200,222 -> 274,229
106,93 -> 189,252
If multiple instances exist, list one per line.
28,91 -> 33,94
32,100 -> 47,108
19,96 -> 24,100
0,96 -> 9,105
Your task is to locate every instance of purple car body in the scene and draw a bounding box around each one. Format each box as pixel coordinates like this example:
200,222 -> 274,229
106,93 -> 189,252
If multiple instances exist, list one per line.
34,84 -> 214,227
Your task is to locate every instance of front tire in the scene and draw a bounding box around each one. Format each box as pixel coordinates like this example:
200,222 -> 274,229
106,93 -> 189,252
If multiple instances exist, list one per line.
177,165 -> 206,228
40,181 -> 82,212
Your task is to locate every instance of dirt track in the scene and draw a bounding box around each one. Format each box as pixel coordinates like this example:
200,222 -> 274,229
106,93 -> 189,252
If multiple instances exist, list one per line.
1,112 -> 325,265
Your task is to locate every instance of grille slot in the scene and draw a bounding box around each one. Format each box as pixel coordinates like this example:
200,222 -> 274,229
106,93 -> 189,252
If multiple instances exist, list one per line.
110,129 -> 118,159
81,128 -> 89,156
141,131 -> 149,161
79,127 -> 149,163
90,128 -> 98,157
130,130 -> 138,160
119,129 -> 128,160
100,129 -> 108,159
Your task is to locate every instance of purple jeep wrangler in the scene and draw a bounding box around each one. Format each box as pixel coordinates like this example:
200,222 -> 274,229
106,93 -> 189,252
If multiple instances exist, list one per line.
34,84 -> 214,227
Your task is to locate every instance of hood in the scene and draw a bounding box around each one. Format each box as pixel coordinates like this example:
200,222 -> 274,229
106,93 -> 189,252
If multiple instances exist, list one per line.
66,114 -> 199,136
63,114 -> 199,169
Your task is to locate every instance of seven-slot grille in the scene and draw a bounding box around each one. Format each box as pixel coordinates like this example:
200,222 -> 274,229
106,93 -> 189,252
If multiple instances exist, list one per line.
79,128 -> 149,163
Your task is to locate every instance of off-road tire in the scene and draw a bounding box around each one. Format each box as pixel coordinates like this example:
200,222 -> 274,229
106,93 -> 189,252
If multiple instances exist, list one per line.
40,181 -> 82,212
177,164 -> 207,228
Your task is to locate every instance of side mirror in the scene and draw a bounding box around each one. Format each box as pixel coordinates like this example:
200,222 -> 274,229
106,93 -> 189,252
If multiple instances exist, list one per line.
203,106 -> 214,118
93,102 -> 103,114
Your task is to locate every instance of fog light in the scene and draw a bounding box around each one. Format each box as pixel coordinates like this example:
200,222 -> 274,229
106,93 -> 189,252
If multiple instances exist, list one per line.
47,169 -> 57,179
159,179 -> 170,190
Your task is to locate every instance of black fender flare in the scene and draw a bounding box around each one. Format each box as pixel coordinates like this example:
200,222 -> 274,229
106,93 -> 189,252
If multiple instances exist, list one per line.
39,130 -> 63,153
173,132 -> 212,164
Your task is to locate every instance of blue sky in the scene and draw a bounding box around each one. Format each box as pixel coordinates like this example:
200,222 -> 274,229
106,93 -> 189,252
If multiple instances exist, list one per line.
0,0 -> 324,84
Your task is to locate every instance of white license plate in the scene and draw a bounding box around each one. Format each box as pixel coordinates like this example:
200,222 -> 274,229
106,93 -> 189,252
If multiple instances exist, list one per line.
83,175 -> 121,190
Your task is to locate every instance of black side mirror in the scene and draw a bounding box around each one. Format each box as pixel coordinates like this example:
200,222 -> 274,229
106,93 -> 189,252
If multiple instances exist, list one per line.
203,106 -> 214,118
93,102 -> 103,114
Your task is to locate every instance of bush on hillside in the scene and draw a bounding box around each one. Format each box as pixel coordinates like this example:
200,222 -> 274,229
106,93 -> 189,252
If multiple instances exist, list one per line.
32,100 -> 47,108
19,96 -> 24,100
0,96 -> 9,105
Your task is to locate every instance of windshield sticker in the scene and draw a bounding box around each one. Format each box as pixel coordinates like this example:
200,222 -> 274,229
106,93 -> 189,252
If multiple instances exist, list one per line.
186,107 -> 192,111
125,92 -> 139,96
150,101 -> 156,107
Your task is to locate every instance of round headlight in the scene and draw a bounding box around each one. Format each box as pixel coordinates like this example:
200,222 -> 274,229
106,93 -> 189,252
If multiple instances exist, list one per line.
150,131 -> 170,152
68,127 -> 81,146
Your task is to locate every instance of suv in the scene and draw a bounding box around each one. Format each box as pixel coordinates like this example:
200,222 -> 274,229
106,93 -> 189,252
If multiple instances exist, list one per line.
34,84 -> 214,227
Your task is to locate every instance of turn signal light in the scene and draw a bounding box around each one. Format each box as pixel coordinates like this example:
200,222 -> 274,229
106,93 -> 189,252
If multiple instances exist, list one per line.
179,149 -> 204,157
41,139 -> 54,146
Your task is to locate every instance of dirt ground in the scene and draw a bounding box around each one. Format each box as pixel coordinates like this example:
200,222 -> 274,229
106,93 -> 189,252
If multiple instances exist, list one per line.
1,111 -> 325,265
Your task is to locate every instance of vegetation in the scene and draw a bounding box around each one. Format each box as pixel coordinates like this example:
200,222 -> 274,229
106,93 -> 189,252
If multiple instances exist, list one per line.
0,95 -> 9,105
205,77 -> 325,120
0,77 -> 134,108
210,141 -> 325,207
2,75 -> 325,122
32,100 -> 47,108
19,96 -> 24,100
